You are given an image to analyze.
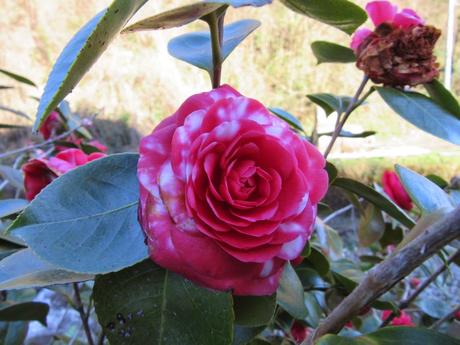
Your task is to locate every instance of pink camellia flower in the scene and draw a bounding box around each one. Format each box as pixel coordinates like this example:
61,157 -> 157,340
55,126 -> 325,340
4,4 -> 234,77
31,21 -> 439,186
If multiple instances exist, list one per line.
39,111 -> 63,140
409,277 -> 420,289
23,148 -> 105,200
138,85 -> 328,296
382,310 -> 415,326
291,321 -> 310,344
382,170 -> 413,211
351,1 -> 440,87
351,1 -> 425,52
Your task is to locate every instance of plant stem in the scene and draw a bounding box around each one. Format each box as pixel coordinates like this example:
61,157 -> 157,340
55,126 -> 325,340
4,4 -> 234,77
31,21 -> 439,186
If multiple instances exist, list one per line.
0,124 -> 84,160
305,206 -> 460,344
430,305 -> 460,330
323,75 -> 370,159
207,12 -> 224,89
73,283 -> 95,345
380,249 -> 460,327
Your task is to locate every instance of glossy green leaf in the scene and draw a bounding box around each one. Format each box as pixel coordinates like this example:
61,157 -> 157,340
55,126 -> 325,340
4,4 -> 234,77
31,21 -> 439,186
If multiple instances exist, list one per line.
0,199 -> 28,218
122,2 -> 225,32
0,249 -> 93,290
424,79 -> 460,120
0,69 -> 36,87
316,326 -> 460,345
396,165 -> 454,214
307,93 -> 353,116
34,0 -> 148,132
0,166 -> 24,190
8,154 -> 148,274
0,234 -> 24,261
234,295 -> 276,327
379,223 -> 403,247
311,41 -> 356,64
277,263 -> 308,319
94,260 -> 234,345
304,292 -> 323,327
269,107 -> 305,133
333,178 -> 415,228
358,204 -> 385,247
279,0 -> 367,34
168,19 -> 260,74
0,302 -> 49,326
378,87 -> 460,146
205,0 -> 272,7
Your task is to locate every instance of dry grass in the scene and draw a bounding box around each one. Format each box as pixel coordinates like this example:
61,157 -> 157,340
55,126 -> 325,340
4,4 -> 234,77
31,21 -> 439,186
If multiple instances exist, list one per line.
0,0 -> 459,156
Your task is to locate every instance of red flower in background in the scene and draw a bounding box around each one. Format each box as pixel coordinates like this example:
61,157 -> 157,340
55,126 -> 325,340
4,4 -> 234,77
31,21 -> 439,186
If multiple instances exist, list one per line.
382,310 -> 415,326
291,321 -> 310,344
351,1 -> 440,87
382,170 -> 413,211
409,277 -> 420,289
23,148 -> 105,200
39,111 -> 63,140
138,85 -> 328,295
455,310 -> 460,321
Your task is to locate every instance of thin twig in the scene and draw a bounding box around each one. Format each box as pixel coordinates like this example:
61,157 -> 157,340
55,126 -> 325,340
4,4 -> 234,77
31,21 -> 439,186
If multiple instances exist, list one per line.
73,283 -> 95,345
0,125 -> 82,160
324,76 -> 370,159
306,206 -> 460,344
381,249 -> 460,327
430,305 -> 460,330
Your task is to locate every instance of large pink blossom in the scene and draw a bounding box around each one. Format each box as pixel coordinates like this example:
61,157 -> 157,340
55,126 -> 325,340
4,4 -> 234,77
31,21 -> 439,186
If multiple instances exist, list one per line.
138,85 -> 328,295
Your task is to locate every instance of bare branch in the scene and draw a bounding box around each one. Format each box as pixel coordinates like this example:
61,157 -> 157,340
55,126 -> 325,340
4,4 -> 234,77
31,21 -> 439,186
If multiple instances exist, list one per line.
430,305 -> 460,330
307,206 -> 460,344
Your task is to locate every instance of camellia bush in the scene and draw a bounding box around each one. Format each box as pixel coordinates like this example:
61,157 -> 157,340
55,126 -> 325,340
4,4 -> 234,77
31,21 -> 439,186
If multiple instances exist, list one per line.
1,0 -> 460,344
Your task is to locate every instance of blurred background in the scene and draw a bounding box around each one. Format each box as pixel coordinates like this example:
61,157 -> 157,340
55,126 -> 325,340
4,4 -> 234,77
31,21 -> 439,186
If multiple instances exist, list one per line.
1,0 -> 460,181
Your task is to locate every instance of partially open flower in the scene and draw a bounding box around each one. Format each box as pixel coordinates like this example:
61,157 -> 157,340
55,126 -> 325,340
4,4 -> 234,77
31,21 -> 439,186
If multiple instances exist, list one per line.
39,111 -> 64,140
291,321 -> 310,344
23,148 -> 105,200
382,170 -> 413,211
382,310 -> 415,326
351,1 -> 440,87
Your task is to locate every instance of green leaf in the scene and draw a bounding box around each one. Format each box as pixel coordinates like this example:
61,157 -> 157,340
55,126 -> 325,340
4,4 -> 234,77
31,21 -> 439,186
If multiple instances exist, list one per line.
0,321 -> 28,345
0,124 -> 27,129
233,325 -> 265,345
94,260 -> 234,345
316,326 -> 460,345
279,0 -> 367,35
333,178 -> 415,228
425,174 -> 449,189
304,247 -> 330,277
0,302 -> 49,326
418,297 -> 451,319
0,249 -> 93,290
311,41 -> 356,64
34,0 -> 149,132
122,2 -> 225,32
424,79 -> 460,120
379,224 -> 403,247
8,154 -> 148,274
377,87 -> 460,146
277,262 -> 308,319
304,291 -> 323,327
0,166 -> 24,191
0,105 -> 31,120
325,162 -> 338,184
396,165 -> 454,214
168,19 -> 260,74
0,199 -> 28,218
268,107 -> 305,133
358,204 -> 385,247
204,0 -> 272,7
233,295 -> 276,327
0,234 -> 24,261
307,93 -> 353,116
0,69 -> 36,87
